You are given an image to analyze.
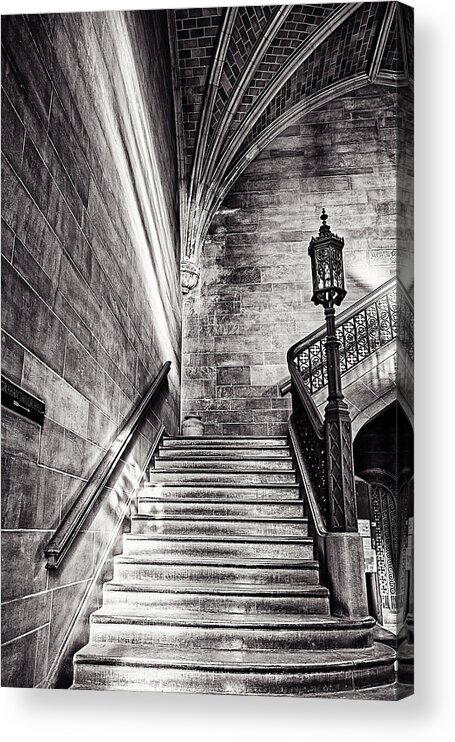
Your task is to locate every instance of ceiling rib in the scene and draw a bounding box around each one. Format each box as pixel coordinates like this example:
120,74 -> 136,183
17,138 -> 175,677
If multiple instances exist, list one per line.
200,4 -> 294,189
375,2 -> 412,87
196,73 -> 371,255
199,2 -> 363,239
167,10 -> 188,255
186,7 -> 238,258
368,1 -> 396,83
397,3 -> 410,82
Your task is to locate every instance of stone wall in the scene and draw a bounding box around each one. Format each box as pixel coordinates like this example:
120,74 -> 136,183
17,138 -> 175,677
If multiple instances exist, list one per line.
1,11 -> 181,687
182,83 -> 412,436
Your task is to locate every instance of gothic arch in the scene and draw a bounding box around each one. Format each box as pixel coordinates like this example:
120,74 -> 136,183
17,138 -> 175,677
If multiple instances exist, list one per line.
171,2 -> 413,288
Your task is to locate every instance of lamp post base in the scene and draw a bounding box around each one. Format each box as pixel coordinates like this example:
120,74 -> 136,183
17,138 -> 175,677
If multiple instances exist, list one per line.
325,532 -> 369,618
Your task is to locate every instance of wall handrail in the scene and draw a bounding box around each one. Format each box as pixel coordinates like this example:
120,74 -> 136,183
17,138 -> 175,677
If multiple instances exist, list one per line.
44,361 -> 171,570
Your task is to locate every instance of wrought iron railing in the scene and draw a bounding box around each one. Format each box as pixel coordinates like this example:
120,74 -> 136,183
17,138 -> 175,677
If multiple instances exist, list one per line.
293,279 -> 397,394
397,288 -> 414,362
281,278 -> 413,397
286,278 -> 414,530
289,365 -> 328,523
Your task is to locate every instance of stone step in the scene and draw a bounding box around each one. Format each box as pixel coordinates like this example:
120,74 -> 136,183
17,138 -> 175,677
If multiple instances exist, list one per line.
137,498 -> 303,518
397,641 -> 414,685
148,471 -> 296,485
162,436 -> 288,449
154,457 -> 294,472
103,582 -> 330,615
112,555 -> 320,586
72,642 -> 396,695
130,515 -> 309,537
122,534 -> 314,560
71,428 -> 396,696
158,446 -> 291,459
88,610 -> 376,651
140,483 -> 301,499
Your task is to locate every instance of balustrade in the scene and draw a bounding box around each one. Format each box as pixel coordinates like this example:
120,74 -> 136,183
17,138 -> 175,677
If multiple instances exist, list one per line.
287,278 -> 413,538
293,283 -> 406,395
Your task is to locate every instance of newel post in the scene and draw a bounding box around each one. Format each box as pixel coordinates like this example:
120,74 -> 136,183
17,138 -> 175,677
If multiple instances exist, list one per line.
308,210 -> 368,617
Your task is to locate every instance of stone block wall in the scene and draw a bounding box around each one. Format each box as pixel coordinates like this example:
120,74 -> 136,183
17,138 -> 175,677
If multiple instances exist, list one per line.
1,11 -> 181,687
182,84 -> 412,436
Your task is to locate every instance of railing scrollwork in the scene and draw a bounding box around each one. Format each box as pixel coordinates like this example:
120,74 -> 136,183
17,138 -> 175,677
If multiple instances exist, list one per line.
287,277 -> 414,533
282,278 -> 413,397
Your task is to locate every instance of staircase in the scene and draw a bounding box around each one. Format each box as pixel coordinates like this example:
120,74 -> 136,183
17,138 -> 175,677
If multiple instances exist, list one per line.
72,435 -> 396,695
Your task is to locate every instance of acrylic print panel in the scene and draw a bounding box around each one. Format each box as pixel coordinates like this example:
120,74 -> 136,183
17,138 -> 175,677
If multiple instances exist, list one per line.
0,2 -> 413,698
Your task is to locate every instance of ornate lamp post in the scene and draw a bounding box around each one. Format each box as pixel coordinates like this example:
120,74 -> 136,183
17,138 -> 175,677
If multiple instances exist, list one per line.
308,209 -> 357,532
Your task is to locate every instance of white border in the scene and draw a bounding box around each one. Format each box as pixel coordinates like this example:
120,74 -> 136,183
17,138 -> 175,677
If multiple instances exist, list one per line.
1,0 -> 454,739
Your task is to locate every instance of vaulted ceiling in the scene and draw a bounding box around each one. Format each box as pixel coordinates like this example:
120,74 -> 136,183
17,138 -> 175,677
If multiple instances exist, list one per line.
168,2 -> 413,289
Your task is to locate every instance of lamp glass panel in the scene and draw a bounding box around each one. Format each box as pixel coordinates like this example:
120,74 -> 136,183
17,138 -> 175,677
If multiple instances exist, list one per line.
331,247 -> 344,289
315,247 -> 331,291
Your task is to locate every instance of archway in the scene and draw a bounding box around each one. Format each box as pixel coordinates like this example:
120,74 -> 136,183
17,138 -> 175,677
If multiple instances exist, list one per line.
354,402 -> 413,633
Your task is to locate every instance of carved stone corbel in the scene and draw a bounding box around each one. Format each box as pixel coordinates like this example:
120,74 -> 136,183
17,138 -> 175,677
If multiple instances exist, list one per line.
181,258 -> 200,295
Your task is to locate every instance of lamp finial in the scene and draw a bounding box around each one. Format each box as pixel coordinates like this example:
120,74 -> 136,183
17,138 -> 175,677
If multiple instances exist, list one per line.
319,208 -> 331,236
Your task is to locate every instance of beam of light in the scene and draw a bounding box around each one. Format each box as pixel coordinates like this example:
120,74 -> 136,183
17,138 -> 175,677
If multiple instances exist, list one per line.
78,12 -> 182,371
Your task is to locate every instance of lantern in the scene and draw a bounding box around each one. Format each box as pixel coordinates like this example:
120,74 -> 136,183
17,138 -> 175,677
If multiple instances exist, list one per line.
308,209 -> 346,307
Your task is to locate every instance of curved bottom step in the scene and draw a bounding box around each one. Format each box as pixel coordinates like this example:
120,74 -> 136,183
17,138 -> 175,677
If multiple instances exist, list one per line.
72,642 -> 396,695
89,610 -> 376,650
397,641 -> 414,685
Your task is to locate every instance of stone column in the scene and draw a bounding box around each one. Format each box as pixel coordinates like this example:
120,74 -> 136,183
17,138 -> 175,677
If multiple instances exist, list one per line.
323,303 -> 368,617
323,304 -> 358,532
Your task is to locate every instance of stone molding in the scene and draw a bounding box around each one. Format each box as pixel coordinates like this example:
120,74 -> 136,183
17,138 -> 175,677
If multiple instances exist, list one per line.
181,258 -> 200,295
